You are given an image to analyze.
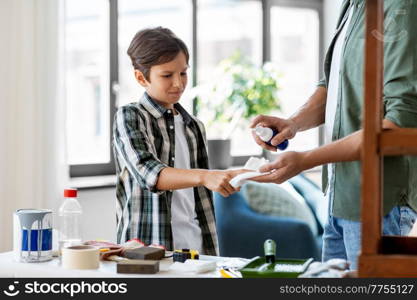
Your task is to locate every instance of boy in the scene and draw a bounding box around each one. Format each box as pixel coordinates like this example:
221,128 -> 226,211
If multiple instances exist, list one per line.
113,27 -> 245,255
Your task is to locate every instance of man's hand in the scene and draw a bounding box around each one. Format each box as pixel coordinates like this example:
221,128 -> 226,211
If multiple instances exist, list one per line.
250,115 -> 299,152
251,151 -> 307,184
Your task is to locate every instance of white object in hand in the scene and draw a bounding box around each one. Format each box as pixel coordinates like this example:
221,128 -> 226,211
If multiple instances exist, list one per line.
229,157 -> 271,188
253,126 -> 274,142
243,157 -> 269,171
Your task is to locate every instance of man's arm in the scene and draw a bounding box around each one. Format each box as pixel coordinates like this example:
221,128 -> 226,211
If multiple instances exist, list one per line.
289,86 -> 328,132
250,86 -> 327,152
253,119 -> 399,184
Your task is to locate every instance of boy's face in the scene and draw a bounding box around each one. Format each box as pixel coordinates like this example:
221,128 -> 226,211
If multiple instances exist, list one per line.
135,51 -> 188,110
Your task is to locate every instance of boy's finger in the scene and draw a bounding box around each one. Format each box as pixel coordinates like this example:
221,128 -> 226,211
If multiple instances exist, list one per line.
224,183 -> 236,195
219,187 -> 229,198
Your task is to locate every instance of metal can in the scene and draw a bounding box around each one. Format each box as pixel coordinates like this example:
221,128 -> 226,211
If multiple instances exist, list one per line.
13,209 -> 53,262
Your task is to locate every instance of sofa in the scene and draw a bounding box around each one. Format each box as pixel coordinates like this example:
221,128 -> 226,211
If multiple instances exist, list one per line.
213,173 -> 327,260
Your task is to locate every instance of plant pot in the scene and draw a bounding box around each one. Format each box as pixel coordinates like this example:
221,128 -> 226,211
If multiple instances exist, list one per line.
207,139 -> 232,170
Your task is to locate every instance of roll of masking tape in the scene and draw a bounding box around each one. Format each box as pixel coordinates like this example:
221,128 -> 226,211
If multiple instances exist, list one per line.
61,245 -> 100,270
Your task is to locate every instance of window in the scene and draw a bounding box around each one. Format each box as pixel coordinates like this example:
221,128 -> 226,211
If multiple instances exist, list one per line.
117,0 -> 193,110
65,0 -> 114,176
197,0 -> 263,157
269,2 -> 321,152
64,0 -> 323,177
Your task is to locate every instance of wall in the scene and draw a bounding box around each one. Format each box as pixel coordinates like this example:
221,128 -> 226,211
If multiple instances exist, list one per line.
78,187 -> 116,242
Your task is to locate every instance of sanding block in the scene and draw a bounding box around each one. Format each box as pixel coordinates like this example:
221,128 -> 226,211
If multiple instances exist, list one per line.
122,247 -> 165,260
117,259 -> 160,274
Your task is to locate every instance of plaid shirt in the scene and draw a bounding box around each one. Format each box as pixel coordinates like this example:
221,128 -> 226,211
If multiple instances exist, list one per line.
113,93 -> 218,255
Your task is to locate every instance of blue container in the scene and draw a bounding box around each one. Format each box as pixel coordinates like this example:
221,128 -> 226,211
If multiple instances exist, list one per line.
13,209 -> 53,262
21,229 -> 52,251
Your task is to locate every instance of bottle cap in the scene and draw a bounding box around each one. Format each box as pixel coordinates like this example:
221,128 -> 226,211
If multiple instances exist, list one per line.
64,189 -> 77,198
253,126 -> 272,142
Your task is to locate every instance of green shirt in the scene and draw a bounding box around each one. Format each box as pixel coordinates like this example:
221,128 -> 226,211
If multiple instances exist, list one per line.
320,0 -> 417,221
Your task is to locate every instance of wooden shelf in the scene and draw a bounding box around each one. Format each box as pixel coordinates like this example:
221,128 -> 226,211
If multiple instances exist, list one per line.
381,236 -> 417,255
359,254 -> 417,277
359,0 -> 417,277
380,129 -> 417,156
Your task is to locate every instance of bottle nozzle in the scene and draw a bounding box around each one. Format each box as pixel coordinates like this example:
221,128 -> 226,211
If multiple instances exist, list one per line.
254,126 -> 272,142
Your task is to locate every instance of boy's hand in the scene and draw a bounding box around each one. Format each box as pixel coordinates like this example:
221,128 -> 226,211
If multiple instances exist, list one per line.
250,115 -> 298,152
202,169 -> 249,197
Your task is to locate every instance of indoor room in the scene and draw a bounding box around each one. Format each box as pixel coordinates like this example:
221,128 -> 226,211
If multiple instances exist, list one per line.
1,0 -> 417,283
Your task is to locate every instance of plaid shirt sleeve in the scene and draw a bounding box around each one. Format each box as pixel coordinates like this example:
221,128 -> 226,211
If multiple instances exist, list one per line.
113,105 -> 168,193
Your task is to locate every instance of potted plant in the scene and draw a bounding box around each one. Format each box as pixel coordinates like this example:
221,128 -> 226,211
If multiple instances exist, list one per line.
194,52 -> 281,169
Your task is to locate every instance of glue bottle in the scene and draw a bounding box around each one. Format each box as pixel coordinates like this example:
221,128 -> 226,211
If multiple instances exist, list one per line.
254,126 -> 289,151
58,189 -> 82,253
264,239 -> 276,264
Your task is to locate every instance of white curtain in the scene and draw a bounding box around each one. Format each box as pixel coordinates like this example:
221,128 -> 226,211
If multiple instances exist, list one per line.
0,0 -> 68,252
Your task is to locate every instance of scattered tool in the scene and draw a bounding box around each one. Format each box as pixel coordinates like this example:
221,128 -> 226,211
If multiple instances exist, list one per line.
117,259 -> 160,274
122,247 -> 165,260
219,268 -> 242,278
169,259 -> 216,274
173,249 -> 199,263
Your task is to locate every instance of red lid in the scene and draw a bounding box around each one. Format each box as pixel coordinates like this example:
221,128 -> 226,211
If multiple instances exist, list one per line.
64,189 -> 77,198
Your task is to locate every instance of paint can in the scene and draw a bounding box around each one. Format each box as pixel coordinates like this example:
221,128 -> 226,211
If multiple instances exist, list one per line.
13,209 -> 53,262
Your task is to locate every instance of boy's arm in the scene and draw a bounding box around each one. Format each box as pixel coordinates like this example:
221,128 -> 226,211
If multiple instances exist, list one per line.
114,106 -> 247,197
156,118 -> 248,197
156,168 -> 247,197
113,106 -> 168,193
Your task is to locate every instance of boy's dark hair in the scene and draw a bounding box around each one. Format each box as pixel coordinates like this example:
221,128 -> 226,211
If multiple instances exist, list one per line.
127,27 -> 189,81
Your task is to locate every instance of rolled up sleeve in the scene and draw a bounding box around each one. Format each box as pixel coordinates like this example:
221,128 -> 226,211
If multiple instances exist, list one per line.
383,0 -> 417,128
317,76 -> 327,88
113,106 -> 167,194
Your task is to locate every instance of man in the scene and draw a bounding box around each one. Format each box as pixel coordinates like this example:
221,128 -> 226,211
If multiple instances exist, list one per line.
251,0 -> 417,270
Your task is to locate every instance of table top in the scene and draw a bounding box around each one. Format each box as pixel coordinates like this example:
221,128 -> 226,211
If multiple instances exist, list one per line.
0,252 -> 248,278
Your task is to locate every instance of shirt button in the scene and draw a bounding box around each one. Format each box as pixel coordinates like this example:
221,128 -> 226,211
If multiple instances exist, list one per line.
169,125 -> 174,129
172,157 -> 175,161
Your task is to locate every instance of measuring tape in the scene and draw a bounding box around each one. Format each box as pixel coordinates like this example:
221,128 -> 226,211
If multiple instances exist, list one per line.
173,249 -> 199,263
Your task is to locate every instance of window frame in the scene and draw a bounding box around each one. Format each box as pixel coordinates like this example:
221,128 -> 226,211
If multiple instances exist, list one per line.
69,0 -> 324,177
69,0 -> 118,177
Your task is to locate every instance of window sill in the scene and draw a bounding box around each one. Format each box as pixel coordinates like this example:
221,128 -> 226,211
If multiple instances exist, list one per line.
69,175 -> 116,190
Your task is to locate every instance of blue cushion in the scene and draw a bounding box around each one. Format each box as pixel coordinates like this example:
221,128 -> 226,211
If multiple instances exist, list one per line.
214,190 -> 321,260
289,174 -> 328,235
242,181 -> 318,236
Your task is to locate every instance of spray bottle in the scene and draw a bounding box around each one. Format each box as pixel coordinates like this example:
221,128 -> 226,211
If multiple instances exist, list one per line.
254,126 -> 289,151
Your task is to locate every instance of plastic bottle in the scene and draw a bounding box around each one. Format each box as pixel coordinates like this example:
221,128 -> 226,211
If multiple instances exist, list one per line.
58,189 -> 82,253
254,126 -> 289,151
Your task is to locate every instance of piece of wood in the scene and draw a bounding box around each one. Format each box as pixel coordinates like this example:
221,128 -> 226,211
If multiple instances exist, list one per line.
359,0 -> 417,277
359,255 -> 417,277
117,259 -> 160,274
360,0 -> 384,257
380,129 -> 417,156
122,247 -> 165,260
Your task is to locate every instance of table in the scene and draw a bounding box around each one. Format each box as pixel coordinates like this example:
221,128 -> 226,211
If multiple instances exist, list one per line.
0,252 -> 248,278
